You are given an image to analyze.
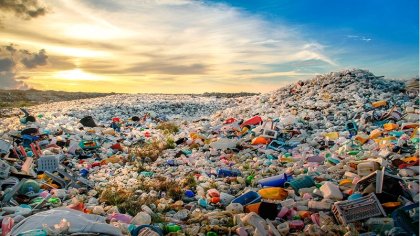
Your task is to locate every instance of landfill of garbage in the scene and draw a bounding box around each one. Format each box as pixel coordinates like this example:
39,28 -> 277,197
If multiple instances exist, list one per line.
0,69 -> 418,236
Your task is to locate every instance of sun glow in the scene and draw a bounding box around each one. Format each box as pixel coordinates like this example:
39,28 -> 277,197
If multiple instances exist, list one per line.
54,69 -> 102,81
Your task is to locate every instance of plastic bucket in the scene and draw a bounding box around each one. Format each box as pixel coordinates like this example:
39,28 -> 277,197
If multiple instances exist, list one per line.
284,176 -> 315,193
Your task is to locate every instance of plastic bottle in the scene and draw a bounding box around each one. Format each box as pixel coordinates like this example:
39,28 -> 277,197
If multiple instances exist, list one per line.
165,223 -> 182,233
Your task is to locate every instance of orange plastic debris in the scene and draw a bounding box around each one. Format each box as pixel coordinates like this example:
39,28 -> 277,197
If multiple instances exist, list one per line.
251,136 -> 269,145
245,202 -> 261,214
355,135 -> 369,144
369,129 -> 382,139
258,187 -> 288,200
384,123 -> 399,131
382,202 -> 401,208
372,100 -> 387,108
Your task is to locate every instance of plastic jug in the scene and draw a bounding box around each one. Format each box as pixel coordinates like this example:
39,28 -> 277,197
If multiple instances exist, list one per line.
319,181 -> 343,200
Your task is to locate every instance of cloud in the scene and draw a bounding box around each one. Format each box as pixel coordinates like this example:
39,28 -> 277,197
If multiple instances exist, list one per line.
80,0 -> 123,11
127,62 -> 209,75
347,35 -> 372,42
0,44 -> 48,89
21,49 -> 48,68
0,0 -> 337,92
0,58 -> 14,71
0,0 -> 47,20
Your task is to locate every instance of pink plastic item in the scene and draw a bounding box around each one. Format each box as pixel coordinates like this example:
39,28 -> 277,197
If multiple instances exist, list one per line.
107,213 -> 133,224
311,213 -> 320,226
289,220 -> 304,229
2,216 -> 14,236
277,207 -> 289,218
39,190 -> 50,198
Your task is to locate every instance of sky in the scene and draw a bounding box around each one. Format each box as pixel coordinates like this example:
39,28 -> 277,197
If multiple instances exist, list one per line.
0,0 -> 418,93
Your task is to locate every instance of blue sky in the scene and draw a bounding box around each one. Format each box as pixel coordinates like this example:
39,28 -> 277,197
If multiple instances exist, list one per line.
210,0 -> 419,78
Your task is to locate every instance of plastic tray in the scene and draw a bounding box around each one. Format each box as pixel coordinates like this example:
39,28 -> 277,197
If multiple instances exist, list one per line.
332,193 -> 386,225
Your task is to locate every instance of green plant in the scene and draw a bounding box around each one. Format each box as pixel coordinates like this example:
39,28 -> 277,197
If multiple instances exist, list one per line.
156,122 -> 179,134
183,174 -> 197,189
209,181 -> 218,189
131,138 -> 165,162
165,137 -> 176,149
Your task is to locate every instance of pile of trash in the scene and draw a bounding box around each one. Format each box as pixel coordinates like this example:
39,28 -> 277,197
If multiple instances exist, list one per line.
0,69 -> 418,236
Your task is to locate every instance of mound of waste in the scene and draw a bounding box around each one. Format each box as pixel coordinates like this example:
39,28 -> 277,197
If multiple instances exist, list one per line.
0,69 -> 418,236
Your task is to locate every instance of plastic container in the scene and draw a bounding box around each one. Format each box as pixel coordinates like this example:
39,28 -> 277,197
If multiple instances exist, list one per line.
308,200 -> 332,210
37,155 -> 60,172
231,191 -> 261,206
284,176 -> 315,194
258,173 -> 292,187
357,161 -> 379,177
258,187 -> 288,201
219,192 -> 235,206
319,181 -> 343,200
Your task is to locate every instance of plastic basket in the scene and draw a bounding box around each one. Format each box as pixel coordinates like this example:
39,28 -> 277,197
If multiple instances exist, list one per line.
332,193 -> 386,225
37,155 -> 60,172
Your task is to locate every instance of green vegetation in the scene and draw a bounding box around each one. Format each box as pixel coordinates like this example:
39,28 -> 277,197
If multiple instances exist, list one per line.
156,122 -> 180,134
